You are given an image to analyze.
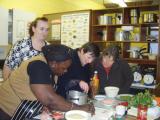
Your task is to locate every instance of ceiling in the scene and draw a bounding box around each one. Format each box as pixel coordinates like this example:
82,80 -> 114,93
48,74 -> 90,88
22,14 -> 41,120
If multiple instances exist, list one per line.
92,0 -> 159,6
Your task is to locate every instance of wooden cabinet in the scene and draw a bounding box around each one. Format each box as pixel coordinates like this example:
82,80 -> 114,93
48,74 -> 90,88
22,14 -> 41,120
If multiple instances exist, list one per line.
91,5 -> 160,95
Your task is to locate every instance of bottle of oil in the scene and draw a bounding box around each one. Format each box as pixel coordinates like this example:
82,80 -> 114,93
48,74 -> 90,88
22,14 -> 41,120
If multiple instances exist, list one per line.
91,71 -> 99,97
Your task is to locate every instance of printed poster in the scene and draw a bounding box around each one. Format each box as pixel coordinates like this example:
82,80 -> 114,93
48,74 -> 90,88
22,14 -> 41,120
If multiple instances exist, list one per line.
61,12 -> 90,48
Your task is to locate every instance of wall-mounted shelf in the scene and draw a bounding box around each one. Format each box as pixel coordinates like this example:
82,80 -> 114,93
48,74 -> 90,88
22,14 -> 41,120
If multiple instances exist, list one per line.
91,5 -> 160,95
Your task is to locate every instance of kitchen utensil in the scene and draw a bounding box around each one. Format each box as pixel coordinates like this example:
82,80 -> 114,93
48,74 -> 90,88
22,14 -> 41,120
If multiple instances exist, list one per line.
67,90 -> 88,105
143,74 -> 154,85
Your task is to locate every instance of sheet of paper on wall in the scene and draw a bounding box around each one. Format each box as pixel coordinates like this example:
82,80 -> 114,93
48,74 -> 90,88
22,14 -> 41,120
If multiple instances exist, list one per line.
16,20 -> 25,40
51,24 -> 61,40
61,12 -> 90,49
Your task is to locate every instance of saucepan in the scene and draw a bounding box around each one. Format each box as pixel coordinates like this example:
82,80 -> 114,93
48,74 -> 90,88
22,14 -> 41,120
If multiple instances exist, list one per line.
66,90 -> 88,105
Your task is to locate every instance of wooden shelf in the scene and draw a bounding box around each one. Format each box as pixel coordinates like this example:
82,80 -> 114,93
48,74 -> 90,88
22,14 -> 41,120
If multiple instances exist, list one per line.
92,23 -> 159,27
140,23 -> 159,27
109,41 -> 158,43
93,41 -> 158,43
92,24 -> 140,27
91,4 -> 160,95
124,58 -> 157,65
93,41 -> 107,43
92,25 -> 108,27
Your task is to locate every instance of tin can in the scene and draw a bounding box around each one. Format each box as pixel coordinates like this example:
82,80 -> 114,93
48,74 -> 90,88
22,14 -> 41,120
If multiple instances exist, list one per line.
137,104 -> 148,120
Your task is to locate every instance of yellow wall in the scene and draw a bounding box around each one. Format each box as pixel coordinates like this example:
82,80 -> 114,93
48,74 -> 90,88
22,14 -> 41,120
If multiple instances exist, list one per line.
0,0 -> 105,16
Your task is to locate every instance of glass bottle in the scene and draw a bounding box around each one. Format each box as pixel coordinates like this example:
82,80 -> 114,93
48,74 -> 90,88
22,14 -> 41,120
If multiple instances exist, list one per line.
91,71 -> 99,97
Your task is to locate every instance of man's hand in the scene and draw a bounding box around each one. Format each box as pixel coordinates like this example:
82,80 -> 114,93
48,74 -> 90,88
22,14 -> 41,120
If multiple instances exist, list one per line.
79,80 -> 89,93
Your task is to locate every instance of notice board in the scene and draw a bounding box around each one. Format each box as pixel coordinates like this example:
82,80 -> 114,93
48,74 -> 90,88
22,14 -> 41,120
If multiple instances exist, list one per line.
44,10 -> 91,48
61,12 -> 90,48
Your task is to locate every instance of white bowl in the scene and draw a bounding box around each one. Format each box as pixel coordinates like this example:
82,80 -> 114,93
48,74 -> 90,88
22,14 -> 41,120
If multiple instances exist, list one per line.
104,86 -> 119,98
65,110 -> 90,120
94,95 -> 106,101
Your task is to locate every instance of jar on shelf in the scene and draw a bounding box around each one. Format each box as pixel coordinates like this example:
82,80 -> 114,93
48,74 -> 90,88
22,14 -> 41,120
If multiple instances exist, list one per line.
130,9 -> 138,24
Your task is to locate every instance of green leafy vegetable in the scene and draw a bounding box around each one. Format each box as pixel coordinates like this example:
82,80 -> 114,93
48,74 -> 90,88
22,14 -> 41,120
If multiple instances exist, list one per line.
119,96 -> 132,102
129,90 -> 153,107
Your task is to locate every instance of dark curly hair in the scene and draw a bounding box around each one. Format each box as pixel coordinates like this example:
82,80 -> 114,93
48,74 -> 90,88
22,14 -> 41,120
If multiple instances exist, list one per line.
29,17 -> 48,37
42,44 -> 72,62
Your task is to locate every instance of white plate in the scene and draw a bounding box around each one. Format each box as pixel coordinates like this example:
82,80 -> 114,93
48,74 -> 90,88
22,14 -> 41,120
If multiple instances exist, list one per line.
94,95 -> 106,101
94,98 -> 118,109
116,94 -> 134,101
65,110 -> 91,120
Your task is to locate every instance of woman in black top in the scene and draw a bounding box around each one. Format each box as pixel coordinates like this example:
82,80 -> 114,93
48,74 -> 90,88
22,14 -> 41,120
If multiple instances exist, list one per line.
56,42 -> 100,98
92,44 -> 133,94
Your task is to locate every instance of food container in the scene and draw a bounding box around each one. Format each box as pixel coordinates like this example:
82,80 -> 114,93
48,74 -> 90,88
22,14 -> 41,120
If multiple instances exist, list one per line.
131,16 -> 138,24
130,9 -> 138,24
130,9 -> 138,17
143,13 -> 157,23
67,90 -> 88,105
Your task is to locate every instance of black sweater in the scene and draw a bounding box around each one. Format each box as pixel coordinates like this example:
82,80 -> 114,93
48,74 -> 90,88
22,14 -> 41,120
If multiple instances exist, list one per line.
56,49 -> 91,98
93,58 -> 133,94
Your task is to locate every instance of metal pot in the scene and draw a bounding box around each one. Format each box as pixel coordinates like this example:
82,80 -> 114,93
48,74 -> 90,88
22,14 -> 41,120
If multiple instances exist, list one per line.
67,90 -> 88,105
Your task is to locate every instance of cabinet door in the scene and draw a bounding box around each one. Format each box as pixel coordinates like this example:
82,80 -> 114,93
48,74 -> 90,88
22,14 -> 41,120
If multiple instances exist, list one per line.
0,7 -> 8,45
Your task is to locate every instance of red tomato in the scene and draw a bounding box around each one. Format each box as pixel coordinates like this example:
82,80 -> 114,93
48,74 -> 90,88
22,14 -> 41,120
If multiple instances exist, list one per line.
119,102 -> 128,107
